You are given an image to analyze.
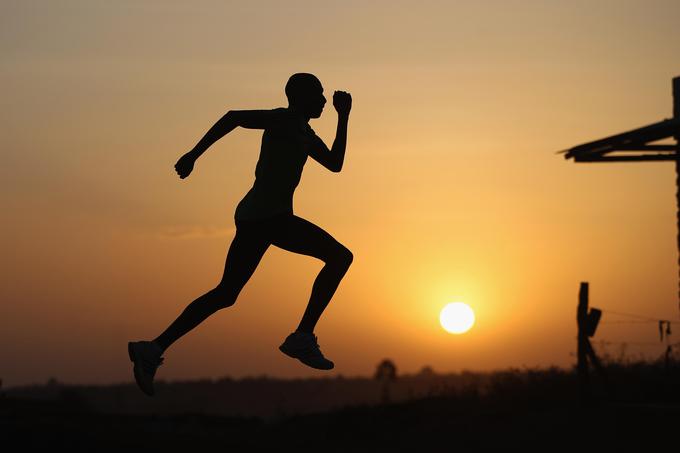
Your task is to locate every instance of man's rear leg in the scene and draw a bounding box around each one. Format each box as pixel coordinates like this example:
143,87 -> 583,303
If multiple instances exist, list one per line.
151,229 -> 270,352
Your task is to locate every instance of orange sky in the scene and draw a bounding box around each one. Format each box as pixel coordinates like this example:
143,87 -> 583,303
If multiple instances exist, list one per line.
3,0 -> 680,388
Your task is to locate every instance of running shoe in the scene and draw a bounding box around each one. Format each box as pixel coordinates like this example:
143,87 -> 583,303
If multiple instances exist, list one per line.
279,331 -> 334,370
128,341 -> 165,396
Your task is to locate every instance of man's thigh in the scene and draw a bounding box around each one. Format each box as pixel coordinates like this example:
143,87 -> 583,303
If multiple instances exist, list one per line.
218,222 -> 271,290
269,215 -> 345,261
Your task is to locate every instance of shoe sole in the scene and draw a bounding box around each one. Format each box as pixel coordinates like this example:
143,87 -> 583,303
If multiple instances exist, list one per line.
279,344 -> 334,370
128,342 -> 155,396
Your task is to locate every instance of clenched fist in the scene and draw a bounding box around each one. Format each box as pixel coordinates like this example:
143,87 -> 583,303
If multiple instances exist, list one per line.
174,151 -> 197,179
333,91 -> 352,117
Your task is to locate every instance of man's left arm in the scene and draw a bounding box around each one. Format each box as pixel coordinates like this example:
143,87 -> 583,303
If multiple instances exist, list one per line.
307,91 -> 352,173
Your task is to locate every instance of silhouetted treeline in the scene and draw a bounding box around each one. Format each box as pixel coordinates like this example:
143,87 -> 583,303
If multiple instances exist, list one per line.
3,366 -> 492,420
3,359 -> 680,421
3,360 -> 680,451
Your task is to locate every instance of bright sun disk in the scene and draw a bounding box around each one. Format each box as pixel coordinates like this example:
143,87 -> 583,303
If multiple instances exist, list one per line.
440,302 -> 475,334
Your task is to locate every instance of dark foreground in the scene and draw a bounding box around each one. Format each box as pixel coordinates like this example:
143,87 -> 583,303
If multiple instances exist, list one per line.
4,396 -> 680,451
3,362 -> 680,451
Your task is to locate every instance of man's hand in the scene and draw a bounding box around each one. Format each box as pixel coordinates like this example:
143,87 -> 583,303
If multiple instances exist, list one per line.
174,151 -> 197,179
333,91 -> 352,117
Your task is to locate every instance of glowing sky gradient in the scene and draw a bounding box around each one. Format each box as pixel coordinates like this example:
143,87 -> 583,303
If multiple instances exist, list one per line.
3,0 -> 680,387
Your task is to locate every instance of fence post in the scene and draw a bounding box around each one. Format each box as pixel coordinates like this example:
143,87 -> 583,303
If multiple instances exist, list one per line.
673,76 -> 680,315
577,281 -> 590,404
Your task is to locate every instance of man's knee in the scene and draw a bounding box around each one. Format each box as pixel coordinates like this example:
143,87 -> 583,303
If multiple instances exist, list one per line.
334,245 -> 353,269
210,285 -> 239,309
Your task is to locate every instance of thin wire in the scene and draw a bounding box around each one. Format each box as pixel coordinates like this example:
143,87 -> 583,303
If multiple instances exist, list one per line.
593,340 -> 666,347
600,320 -> 660,324
572,336 -> 680,347
597,308 -> 680,325
598,308 -> 666,322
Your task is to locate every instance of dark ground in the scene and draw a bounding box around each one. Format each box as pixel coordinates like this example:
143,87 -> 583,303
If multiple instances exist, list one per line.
3,362 -> 680,451
3,394 -> 679,451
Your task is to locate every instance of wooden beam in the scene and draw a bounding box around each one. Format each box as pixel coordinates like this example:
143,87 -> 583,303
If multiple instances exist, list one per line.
575,154 -> 676,162
612,145 -> 677,151
563,118 -> 680,159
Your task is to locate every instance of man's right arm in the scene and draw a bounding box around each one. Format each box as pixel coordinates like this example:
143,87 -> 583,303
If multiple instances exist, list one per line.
189,109 -> 282,159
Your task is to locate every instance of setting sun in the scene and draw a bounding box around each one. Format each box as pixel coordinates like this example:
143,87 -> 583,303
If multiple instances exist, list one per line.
440,302 -> 475,334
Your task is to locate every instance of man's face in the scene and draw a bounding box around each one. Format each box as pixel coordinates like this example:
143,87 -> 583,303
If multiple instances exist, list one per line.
295,80 -> 327,119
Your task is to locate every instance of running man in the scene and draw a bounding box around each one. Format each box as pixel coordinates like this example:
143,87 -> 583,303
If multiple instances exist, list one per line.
128,73 -> 353,396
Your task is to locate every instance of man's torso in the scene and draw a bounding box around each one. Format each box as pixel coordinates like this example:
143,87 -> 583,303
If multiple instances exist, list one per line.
235,107 -> 319,221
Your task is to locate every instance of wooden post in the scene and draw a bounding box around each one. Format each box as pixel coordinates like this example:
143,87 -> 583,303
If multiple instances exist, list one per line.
577,281 -> 590,404
673,76 -> 680,315
585,340 -> 613,399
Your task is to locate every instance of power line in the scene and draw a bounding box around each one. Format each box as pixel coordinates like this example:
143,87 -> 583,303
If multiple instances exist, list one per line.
600,320 -> 659,325
593,339 -> 667,347
598,308 -> 678,322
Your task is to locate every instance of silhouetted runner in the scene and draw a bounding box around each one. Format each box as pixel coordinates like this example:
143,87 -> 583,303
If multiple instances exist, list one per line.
128,73 -> 353,396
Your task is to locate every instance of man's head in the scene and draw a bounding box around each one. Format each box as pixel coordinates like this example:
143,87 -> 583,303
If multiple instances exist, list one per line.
285,73 -> 326,119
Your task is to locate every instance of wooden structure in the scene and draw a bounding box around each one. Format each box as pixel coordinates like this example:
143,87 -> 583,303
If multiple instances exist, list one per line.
576,282 -> 607,404
558,76 -> 680,314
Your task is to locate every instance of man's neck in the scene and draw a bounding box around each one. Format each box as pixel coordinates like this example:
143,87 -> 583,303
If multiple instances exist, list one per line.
287,105 -> 310,123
